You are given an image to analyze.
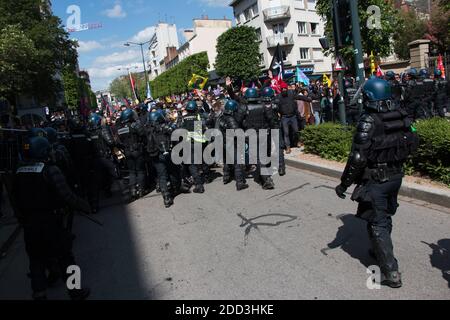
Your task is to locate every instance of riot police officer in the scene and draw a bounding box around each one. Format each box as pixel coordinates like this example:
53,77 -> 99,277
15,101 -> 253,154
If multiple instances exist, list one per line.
146,112 -> 185,208
65,118 -> 98,212
87,113 -> 118,200
433,69 -> 448,117
403,68 -> 426,120
419,69 -> 434,119
335,78 -> 418,288
261,87 -> 286,177
385,71 -> 403,110
217,100 -> 249,191
117,109 -> 148,201
344,78 -> 360,125
241,88 -> 275,190
13,136 -> 91,300
179,101 -> 207,194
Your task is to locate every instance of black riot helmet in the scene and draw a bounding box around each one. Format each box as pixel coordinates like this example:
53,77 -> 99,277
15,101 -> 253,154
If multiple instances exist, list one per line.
27,136 -> 51,161
362,78 -> 396,113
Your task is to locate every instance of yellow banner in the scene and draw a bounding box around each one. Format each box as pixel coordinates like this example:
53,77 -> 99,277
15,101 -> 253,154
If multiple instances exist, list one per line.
188,74 -> 208,90
323,74 -> 331,87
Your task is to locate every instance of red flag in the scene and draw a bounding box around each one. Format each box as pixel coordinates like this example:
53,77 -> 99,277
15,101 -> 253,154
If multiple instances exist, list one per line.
438,54 -> 446,79
376,66 -> 384,78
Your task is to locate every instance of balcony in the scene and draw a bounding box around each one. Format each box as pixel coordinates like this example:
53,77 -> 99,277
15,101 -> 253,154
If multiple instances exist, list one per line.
263,6 -> 291,22
267,33 -> 294,48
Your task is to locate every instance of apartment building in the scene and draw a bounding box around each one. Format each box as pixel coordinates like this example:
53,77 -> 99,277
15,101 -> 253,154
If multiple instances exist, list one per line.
230,0 -> 333,77
177,17 -> 232,71
148,23 -> 180,80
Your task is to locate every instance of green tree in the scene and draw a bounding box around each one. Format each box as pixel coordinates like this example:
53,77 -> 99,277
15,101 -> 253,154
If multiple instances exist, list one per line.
109,76 -> 132,99
426,0 -> 450,54
393,10 -> 427,60
0,25 -> 38,101
0,0 -> 78,106
215,26 -> 261,81
62,66 -> 80,110
316,0 -> 401,61
150,52 -> 209,98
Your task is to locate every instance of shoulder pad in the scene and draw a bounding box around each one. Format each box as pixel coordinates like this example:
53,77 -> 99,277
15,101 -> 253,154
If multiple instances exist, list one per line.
17,162 -> 45,174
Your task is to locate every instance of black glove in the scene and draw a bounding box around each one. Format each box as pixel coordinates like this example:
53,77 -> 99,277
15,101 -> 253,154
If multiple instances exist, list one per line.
335,184 -> 347,199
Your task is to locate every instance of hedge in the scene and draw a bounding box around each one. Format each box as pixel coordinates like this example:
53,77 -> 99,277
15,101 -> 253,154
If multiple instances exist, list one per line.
301,118 -> 450,187
300,123 -> 355,163
149,52 -> 209,98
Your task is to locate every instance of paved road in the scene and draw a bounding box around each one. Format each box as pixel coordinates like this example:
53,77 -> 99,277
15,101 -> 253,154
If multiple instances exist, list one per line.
1,167 -> 449,300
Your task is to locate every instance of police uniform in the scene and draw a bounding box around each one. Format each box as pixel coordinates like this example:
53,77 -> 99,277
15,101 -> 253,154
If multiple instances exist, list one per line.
336,78 -> 418,288
116,110 -> 147,200
13,137 -> 91,300
180,108 -> 207,193
146,113 -> 183,207
217,102 -> 248,191
242,88 -> 275,190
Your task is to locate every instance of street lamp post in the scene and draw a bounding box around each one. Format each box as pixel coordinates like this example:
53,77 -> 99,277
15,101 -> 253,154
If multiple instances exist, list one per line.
124,40 -> 155,100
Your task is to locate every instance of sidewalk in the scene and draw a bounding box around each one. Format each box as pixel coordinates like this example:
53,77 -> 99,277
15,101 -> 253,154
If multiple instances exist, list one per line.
285,148 -> 450,210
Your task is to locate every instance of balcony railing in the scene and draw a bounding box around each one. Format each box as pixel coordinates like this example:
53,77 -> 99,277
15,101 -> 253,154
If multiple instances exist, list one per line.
263,6 -> 291,22
266,33 -> 294,48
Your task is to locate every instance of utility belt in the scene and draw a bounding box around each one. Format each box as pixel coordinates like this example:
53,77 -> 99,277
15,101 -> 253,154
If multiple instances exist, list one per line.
363,163 -> 403,183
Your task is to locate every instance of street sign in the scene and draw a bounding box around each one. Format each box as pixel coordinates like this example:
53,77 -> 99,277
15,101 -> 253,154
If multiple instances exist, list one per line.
334,57 -> 346,71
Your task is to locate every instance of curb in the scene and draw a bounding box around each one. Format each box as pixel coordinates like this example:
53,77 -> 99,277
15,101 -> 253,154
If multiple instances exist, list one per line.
286,158 -> 450,209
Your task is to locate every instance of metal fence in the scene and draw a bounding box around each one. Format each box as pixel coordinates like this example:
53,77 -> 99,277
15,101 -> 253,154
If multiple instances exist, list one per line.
0,128 -> 28,174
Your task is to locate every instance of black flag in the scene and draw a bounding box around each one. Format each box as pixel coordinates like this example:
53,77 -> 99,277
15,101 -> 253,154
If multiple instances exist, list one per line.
269,44 -> 284,81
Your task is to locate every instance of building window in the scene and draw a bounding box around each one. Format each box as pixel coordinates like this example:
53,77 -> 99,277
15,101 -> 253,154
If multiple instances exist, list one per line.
300,48 -> 310,60
260,53 -> 265,65
295,0 -> 305,9
298,22 -> 307,35
255,28 -> 262,41
273,23 -> 285,35
307,0 -> 316,10
310,23 -> 319,35
281,49 -> 288,61
252,3 -> 259,16
244,8 -> 252,21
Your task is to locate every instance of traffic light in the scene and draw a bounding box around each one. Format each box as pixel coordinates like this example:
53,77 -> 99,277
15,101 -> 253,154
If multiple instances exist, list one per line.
332,0 -> 352,48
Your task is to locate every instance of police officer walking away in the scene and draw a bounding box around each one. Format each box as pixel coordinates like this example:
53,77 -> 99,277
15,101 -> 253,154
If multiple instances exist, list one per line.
13,136 -> 92,300
117,109 -> 148,201
146,111 -> 186,208
433,69 -> 448,117
179,101 -> 207,194
335,78 -> 418,288
261,87 -> 286,177
242,88 -> 275,190
217,100 -> 249,191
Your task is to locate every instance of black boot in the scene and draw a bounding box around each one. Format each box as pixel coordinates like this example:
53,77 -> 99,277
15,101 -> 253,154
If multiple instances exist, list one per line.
236,182 -> 249,191
68,288 -> 91,301
279,167 -> 286,177
193,185 -> 205,194
163,193 -> 174,208
262,177 -> 275,190
381,271 -> 402,289
223,176 -> 232,185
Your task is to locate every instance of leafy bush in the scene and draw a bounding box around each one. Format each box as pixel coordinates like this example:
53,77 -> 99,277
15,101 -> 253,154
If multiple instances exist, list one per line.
300,123 -> 355,163
412,118 -> 450,186
301,119 -> 450,187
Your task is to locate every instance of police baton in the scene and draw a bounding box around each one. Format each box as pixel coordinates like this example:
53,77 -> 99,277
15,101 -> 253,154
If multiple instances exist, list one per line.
76,211 -> 104,227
